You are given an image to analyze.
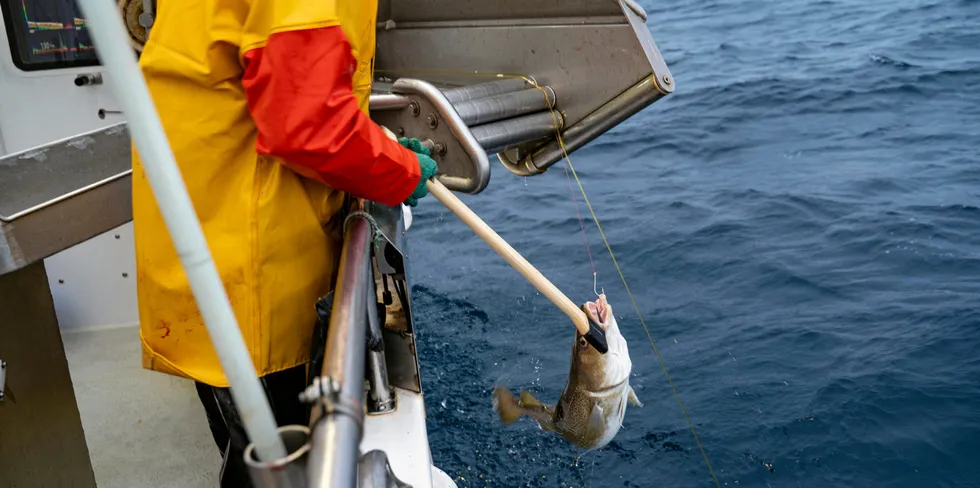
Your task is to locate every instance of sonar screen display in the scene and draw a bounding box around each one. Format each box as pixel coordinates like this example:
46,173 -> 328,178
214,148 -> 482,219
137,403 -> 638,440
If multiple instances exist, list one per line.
1,0 -> 98,70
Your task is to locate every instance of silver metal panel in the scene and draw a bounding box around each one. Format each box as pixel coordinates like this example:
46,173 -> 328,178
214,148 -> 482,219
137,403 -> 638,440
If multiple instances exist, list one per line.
374,0 -> 673,176
0,123 -> 133,276
378,0 -> 622,22
0,123 -> 131,221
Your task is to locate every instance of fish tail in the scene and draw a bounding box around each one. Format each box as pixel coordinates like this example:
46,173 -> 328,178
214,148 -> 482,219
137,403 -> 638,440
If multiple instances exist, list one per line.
493,386 -> 524,424
519,390 -> 543,408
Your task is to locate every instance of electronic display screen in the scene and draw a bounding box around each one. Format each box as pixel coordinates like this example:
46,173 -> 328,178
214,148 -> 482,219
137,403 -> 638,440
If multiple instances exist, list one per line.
1,0 -> 99,71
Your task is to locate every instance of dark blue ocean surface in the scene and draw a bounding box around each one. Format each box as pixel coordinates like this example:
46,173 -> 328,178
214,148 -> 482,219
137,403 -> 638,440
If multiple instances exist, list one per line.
407,0 -> 980,486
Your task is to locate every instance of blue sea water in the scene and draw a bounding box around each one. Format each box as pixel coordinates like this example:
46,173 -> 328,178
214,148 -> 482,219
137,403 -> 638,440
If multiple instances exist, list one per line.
407,0 -> 980,486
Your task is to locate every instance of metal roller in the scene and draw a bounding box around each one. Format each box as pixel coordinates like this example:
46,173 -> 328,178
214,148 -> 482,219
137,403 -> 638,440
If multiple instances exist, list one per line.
471,111 -> 563,154
441,77 -> 534,104
454,87 -> 556,127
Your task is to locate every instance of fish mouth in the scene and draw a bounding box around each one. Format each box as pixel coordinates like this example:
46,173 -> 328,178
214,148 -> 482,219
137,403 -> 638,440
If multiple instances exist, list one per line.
582,293 -> 610,328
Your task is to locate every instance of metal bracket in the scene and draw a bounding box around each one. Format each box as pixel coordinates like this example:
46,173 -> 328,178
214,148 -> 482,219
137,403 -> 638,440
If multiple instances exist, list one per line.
358,450 -> 412,488
370,79 -> 491,194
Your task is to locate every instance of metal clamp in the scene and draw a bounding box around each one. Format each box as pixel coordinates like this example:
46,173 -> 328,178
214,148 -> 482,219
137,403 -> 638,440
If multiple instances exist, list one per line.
300,376 -> 364,428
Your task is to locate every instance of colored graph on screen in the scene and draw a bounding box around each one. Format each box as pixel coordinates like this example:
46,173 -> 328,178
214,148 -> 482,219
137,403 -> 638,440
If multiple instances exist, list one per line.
13,0 -> 96,64
21,0 -> 88,32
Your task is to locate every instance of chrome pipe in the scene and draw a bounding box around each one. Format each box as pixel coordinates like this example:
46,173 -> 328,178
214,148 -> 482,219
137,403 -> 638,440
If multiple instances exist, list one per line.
369,94 -> 412,111
454,87 -> 556,127
518,75 -> 668,173
441,77 -> 534,104
471,111 -> 564,154
245,425 -> 311,488
364,258 -> 395,414
307,199 -> 372,488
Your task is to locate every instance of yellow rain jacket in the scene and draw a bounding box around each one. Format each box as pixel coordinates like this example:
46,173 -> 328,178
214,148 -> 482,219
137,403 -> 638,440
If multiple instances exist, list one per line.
134,0 -> 422,387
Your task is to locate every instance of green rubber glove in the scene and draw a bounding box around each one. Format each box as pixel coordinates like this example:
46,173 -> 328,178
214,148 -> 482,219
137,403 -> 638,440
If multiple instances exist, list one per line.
398,137 -> 438,207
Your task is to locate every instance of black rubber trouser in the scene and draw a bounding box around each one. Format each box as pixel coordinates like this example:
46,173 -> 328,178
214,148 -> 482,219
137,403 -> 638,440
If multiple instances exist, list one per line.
194,366 -> 309,488
194,292 -> 332,488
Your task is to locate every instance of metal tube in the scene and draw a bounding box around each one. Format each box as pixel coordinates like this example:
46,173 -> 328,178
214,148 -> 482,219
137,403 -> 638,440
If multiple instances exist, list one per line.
454,87 -> 556,127
441,77 -> 533,104
369,94 -> 411,111
245,425 -> 311,488
307,200 -> 372,488
77,0 -> 288,462
364,259 -> 395,414
521,75 -> 667,173
471,111 -> 564,154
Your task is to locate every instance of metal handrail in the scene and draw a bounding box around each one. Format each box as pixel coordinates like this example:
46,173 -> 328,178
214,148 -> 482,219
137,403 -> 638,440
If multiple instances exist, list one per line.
306,198 -> 374,488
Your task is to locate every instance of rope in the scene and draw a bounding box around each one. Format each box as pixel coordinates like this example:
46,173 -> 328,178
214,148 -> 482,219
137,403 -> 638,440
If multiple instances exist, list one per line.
344,210 -> 385,251
377,68 -> 721,488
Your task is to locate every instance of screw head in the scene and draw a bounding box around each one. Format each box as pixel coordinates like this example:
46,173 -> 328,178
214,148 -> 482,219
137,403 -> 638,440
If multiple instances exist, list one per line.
396,127 -> 405,136
434,142 -> 447,156
427,114 -> 439,129
662,75 -> 672,86
410,101 -> 420,117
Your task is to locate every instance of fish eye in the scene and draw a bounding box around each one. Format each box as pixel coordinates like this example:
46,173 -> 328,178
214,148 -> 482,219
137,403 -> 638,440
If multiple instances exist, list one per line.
578,337 -> 588,348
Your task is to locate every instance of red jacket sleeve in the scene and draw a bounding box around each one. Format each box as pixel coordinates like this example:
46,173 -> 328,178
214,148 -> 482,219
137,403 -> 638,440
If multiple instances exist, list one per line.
241,26 -> 421,207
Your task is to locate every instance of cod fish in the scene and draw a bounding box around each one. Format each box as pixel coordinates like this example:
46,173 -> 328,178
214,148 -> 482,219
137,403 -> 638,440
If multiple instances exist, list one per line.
493,293 -> 641,450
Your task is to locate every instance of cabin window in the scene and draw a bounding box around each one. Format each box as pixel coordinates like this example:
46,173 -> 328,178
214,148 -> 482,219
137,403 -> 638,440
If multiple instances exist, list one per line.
1,0 -> 99,71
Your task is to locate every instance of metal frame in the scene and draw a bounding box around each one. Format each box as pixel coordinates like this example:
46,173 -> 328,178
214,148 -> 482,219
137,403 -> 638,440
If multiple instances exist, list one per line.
374,0 -> 674,178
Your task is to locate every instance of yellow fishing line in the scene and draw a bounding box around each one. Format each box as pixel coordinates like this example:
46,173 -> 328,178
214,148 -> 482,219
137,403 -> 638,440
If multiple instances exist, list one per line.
379,68 -> 721,487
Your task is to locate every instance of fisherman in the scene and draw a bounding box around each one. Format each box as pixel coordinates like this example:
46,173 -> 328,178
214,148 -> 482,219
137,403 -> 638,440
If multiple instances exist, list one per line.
130,1 -> 436,485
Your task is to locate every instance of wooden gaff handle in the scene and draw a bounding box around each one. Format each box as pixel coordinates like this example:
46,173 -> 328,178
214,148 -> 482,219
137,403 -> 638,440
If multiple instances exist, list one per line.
426,178 -> 591,335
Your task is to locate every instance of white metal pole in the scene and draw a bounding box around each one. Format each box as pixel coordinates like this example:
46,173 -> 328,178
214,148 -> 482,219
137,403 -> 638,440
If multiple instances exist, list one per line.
77,0 -> 288,462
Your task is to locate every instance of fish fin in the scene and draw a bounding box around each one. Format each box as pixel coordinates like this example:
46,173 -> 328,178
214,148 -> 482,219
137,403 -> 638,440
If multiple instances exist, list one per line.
518,391 -> 557,431
587,403 -> 605,436
628,386 -> 643,407
492,386 -> 524,424
519,390 -> 543,408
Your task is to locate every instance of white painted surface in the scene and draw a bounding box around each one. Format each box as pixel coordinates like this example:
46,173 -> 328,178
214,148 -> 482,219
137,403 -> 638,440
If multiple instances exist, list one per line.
0,11 -> 138,331
44,223 -> 139,331
361,387 -> 450,488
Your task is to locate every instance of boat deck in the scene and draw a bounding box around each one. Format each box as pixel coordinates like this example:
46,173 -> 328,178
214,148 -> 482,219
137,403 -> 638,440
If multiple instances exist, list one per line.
63,324 -> 219,487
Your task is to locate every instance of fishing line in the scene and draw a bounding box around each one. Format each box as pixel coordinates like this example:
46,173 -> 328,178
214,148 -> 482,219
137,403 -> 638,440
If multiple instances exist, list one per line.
377,68 -> 722,488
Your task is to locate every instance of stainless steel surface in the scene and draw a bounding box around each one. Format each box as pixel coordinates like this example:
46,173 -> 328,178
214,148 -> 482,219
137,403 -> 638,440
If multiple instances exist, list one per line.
441,77 -> 532,104
245,425 -> 311,488
361,202 -> 422,395
307,201 -> 373,488
382,329 -> 422,393
505,74 -> 666,173
471,111 -> 564,155
374,0 -> 673,178
365,259 -> 395,415
358,451 -> 412,488
0,124 -> 133,276
366,202 -> 407,277
454,87 -> 555,127
0,123 -> 130,221
370,79 -> 491,194
0,262 -> 98,487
